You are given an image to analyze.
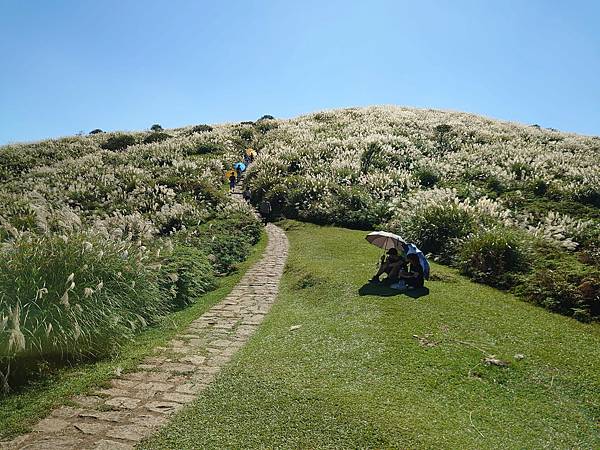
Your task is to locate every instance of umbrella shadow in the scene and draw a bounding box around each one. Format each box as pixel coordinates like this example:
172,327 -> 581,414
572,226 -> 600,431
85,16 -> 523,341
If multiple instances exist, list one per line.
358,282 -> 430,299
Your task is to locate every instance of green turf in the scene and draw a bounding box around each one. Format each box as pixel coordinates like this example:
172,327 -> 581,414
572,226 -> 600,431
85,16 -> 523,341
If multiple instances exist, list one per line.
0,230 -> 267,441
141,221 -> 599,449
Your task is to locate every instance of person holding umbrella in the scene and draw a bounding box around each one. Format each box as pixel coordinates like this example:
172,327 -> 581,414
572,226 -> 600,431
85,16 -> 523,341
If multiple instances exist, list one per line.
233,161 -> 246,181
365,231 -> 408,283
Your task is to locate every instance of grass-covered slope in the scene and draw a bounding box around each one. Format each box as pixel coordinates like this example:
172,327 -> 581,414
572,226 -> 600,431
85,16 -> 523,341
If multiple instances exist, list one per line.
142,222 -> 600,449
0,231 -> 267,441
245,106 -> 600,320
0,122 -> 262,388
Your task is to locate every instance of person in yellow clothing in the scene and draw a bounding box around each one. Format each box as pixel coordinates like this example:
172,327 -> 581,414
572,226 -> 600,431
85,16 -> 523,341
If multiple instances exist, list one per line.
245,148 -> 257,163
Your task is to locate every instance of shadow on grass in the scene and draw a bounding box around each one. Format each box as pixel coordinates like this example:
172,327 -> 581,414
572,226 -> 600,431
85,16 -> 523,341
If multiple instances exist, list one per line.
358,282 -> 429,298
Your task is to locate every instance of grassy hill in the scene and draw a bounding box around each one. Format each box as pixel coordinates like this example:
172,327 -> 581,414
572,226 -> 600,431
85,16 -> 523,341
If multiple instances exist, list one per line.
244,106 -> 599,321
142,222 -> 600,449
0,106 -> 598,444
0,121 -> 263,388
1,106 -> 598,381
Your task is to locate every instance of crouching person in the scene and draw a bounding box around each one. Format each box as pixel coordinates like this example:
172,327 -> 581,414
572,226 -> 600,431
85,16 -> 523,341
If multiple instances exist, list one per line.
391,253 -> 425,290
369,248 -> 407,283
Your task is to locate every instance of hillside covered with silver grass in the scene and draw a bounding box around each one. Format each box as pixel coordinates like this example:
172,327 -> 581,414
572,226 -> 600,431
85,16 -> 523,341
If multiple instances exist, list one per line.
0,105 -> 598,388
244,106 -> 599,320
0,120 -> 262,388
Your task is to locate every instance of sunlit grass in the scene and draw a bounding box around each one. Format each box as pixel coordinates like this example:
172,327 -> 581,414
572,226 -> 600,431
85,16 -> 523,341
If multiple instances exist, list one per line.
0,231 -> 266,440
143,221 -> 599,449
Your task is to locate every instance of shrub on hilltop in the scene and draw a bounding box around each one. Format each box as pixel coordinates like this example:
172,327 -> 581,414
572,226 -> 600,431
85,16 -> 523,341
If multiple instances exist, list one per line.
191,124 -> 213,133
143,132 -> 171,144
101,134 -> 137,151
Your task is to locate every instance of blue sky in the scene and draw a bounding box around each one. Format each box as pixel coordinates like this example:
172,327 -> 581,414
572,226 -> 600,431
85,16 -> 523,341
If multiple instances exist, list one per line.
1,0 -> 598,144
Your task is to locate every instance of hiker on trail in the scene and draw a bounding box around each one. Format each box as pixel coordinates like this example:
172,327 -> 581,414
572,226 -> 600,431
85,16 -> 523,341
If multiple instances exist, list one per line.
243,187 -> 251,202
235,166 -> 243,182
369,248 -> 407,284
259,199 -> 272,224
244,154 -> 251,166
229,173 -> 237,191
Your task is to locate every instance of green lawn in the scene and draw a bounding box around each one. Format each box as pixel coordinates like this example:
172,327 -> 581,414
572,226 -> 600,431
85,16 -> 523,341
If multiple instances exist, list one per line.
142,221 -> 600,449
0,231 -> 267,441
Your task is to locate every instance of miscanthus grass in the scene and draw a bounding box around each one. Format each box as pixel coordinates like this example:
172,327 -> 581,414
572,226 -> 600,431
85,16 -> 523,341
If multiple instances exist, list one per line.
0,229 -> 166,390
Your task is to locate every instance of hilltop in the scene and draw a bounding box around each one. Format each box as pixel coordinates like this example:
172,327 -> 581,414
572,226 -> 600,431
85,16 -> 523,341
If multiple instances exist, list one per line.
0,106 -> 599,447
1,105 -> 599,325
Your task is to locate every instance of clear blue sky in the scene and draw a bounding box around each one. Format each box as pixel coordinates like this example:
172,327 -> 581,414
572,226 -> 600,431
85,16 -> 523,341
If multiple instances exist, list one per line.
1,0 -> 599,144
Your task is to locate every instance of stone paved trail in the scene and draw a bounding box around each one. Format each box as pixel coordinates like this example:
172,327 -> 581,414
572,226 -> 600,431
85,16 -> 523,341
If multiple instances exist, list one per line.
2,224 -> 288,450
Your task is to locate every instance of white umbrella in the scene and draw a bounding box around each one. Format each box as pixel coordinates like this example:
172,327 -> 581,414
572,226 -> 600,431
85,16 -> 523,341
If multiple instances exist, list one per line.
365,231 -> 407,250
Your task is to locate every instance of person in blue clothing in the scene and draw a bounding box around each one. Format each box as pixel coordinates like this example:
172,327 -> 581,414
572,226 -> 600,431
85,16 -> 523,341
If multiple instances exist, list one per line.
389,243 -> 429,290
395,253 -> 425,288
402,243 -> 430,280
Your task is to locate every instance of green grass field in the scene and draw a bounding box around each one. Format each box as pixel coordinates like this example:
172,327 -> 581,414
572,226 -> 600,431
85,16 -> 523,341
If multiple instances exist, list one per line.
0,231 -> 267,441
142,221 -> 600,449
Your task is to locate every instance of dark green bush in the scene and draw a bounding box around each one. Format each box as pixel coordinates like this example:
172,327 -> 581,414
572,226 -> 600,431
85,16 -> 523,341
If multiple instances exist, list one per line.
191,124 -> 213,133
159,244 -> 215,309
143,132 -> 171,144
485,175 -> 505,195
518,264 -> 600,322
400,204 -> 477,255
101,134 -> 137,151
239,127 -> 254,142
203,212 -> 261,273
258,115 -> 275,120
415,167 -> 440,187
188,141 -> 224,155
150,124 -> 163,132
89,129 -> 103,134
327,187 -> 389,229
181,212 -> 262,274
458,228 -> 531,289
573,187 -> 600,208
201,232 -> 251,274
531,179 -> 548,196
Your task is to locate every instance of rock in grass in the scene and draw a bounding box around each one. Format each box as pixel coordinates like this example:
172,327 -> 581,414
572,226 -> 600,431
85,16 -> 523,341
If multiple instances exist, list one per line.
483,356 -> 509,367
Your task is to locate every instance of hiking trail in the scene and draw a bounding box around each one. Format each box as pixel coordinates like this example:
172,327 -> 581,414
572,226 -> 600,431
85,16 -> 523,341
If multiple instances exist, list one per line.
2,211 -> 288,449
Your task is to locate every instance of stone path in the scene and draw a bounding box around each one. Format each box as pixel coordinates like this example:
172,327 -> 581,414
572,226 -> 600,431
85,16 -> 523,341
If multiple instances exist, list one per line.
2,224 -> 288,450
